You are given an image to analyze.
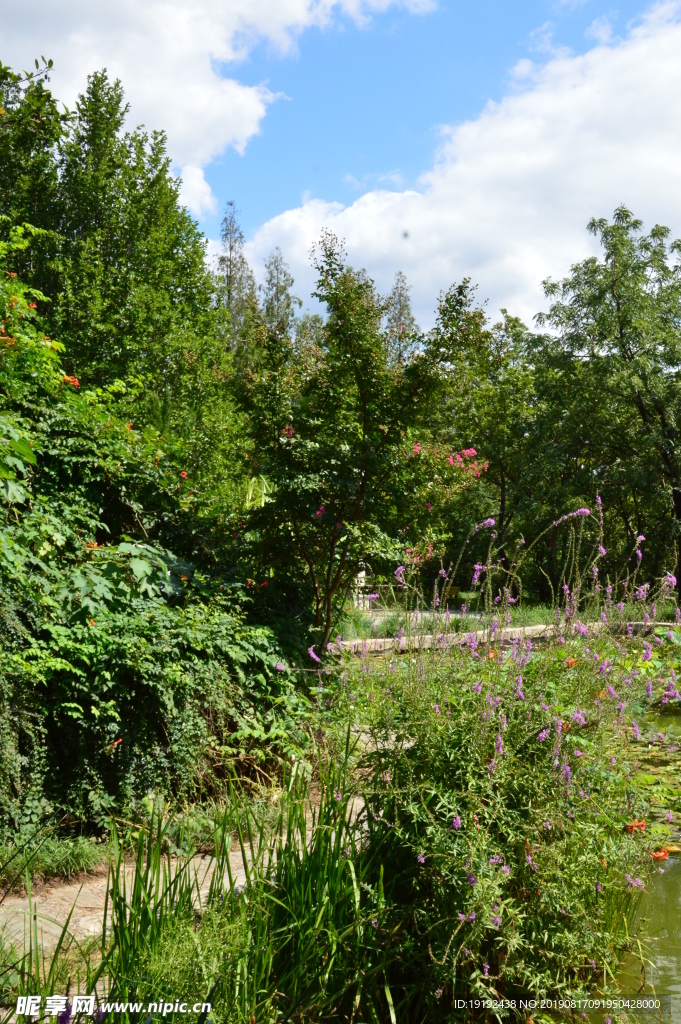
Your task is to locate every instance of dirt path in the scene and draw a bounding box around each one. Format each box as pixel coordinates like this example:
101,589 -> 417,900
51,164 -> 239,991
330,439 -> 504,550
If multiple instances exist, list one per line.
0,848 -> 251,951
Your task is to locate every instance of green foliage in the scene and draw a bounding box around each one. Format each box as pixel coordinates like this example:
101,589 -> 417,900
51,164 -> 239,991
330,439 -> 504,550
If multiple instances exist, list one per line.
233,233 -> 475,650
535,206 -> 681,585
0,833 -> 104,888
347,637 -> 646,1012
1,633 -> 661,1022
0,223 -> 303,832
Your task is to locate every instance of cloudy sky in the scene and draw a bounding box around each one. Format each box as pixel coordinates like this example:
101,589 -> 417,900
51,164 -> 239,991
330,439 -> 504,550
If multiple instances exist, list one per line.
3,0 -> 681,324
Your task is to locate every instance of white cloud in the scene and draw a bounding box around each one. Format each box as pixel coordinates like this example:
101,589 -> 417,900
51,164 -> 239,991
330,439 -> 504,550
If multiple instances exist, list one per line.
178,165 -> 217,217
585,15 -> 615,43
245,2 -> 681,327
1,0 -> 432,170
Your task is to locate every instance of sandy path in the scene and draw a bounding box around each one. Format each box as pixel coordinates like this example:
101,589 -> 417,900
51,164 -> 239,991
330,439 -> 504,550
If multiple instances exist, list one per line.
0,848 -> 251,951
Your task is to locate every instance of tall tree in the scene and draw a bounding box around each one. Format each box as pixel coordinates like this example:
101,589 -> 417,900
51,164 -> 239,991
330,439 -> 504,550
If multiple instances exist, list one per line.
261,246 -> 301,335
537,207 -> 681,584
234,233 -> 472,650
432,282 -> 537,549
384,270 -> 419,365
54,71 -> 215,395
215,200 -> 256,340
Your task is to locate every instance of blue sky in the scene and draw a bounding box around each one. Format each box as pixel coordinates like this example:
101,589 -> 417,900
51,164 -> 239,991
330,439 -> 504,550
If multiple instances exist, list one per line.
201,0 -> 647,238
4,0 -> 681,322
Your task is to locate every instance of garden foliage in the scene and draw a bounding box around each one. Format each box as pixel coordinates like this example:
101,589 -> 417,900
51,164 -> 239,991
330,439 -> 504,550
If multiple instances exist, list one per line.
0,223 -> 301,835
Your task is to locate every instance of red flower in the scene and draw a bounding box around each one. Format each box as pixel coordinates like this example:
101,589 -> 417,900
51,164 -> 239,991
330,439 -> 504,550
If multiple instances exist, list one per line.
62,374 -> 79,388
28,302 -> 37,309
180,471 -> 187,479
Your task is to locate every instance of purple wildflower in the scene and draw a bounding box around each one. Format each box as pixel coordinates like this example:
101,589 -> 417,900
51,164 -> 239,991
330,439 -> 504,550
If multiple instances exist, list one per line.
553,508 -> 591,526
275,662 -> 286,671
418,853 -> 425,864
308,646 -> 321,663
467,873 -> 477,885
472,563 -> 486,586
502,865 -> 510,875
538,727 -> 550,742
450,815 -> 461,830
562,764 -> 572,784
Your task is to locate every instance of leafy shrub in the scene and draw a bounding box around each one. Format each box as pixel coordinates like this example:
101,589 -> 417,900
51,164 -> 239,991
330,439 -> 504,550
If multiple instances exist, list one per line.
0,226 -> 305,832
334,633 -> 651,1015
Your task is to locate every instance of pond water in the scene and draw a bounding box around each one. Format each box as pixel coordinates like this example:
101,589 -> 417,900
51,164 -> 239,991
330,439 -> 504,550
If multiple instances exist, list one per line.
617,855 -> 681,1023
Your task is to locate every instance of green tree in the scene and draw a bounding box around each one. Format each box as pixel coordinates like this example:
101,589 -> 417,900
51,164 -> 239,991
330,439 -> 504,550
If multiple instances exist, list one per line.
261,246 -> 301,335
537,207 -> 681,584
432,281 -> 537,558
234,233 -> 469,651
0,59 -> 67,234
54,72 -> 216,394
215,200 -> 256,342
384,269 -> 418,366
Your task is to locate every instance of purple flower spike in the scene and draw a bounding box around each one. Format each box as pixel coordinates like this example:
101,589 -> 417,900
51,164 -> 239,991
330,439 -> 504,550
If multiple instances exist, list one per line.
418,852 -> 425,864
450,815 -> 461,830
308,646 -> 321,663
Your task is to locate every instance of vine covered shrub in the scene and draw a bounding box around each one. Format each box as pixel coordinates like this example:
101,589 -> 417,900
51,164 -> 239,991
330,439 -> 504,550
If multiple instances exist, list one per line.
0,226 -> 304,834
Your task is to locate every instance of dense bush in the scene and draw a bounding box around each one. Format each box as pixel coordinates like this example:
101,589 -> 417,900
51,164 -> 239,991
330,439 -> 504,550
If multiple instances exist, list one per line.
350,634 -> 648,1013
0,225 -> 302,834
